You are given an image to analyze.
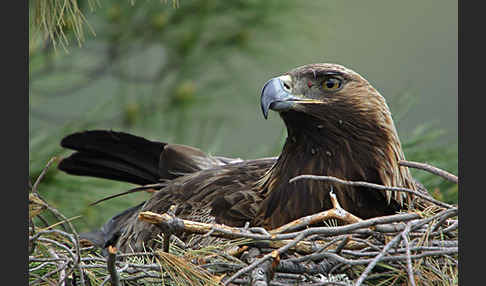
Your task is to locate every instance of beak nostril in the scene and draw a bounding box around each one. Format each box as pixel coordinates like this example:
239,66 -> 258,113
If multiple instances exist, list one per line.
283,82 -> 291,90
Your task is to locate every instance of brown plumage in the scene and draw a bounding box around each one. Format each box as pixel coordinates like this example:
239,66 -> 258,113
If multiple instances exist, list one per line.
59,63 -> 421,253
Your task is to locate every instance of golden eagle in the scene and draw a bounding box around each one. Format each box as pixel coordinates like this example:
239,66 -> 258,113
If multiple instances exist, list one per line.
59,63 -> 419,252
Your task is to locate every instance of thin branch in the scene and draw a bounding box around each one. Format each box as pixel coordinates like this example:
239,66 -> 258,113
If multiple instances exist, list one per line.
401,225 -> 416,286
106,246 -> 121,286
269,191 -> 361,235
398,160 -> 458,184
31,157 -> 58,194
47,248 -> 66,286
289,175 -> 453,209
333,235 -> 350,255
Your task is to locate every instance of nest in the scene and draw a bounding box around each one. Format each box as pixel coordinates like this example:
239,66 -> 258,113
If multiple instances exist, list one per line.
29,158 -> 458,285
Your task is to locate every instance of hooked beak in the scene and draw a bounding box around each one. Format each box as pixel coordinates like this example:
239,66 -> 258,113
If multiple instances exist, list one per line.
260,76 -> 303,119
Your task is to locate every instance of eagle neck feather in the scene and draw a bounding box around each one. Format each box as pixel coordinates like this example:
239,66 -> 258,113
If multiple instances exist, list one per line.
255,110 -> 416,229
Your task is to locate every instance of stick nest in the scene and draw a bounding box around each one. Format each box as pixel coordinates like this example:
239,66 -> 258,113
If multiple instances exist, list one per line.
29,158 -> 458,286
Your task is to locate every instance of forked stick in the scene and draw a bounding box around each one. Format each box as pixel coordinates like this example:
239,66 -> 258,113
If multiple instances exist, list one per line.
270,191 -> 362,234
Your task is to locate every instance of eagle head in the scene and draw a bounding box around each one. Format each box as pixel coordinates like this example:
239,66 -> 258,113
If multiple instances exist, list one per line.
261,63 -> 394,142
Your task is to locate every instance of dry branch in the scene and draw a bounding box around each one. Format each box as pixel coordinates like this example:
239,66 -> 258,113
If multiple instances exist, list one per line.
106,246 -> 120,286
270,191 -> 361,235
32,157 -> 58,194
401,225 -> 417,286
138,210 -> 365,254
398,160 -> 458,184
289,174 -> 453,209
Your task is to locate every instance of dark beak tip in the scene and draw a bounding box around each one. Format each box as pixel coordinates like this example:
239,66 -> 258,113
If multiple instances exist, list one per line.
262,110 -> 268,120
261,107 -> 269,119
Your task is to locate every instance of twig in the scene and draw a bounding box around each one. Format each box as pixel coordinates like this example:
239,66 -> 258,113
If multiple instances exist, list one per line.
31,157 -> 58,194
401,224 -> 416,286
333,235 -> 350,255
354,230 -> 405,286
270,191 -> 361,235
289,175 -> 453,209
398,160 -> 458,184
47,248 -> 66,286
106,246 -> 120,286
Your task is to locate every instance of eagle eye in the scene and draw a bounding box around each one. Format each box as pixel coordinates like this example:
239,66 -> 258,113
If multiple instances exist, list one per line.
322,77 -> 343,91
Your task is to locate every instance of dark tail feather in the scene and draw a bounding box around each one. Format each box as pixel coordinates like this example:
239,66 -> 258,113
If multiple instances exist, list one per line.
59,152 -> 160,185
58,129 -> 239,186
59,130 -> 167,185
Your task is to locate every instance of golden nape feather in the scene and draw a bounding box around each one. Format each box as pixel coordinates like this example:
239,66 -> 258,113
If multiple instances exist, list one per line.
58,63 -> 427,253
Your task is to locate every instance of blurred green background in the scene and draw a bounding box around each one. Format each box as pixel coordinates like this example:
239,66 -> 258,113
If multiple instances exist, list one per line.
29,0 -> 458,232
